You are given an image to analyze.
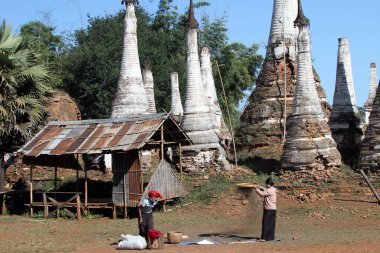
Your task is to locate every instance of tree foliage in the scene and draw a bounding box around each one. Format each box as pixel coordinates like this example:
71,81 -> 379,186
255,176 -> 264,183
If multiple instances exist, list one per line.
20,21 -> 63,86
0,21 -> 52,151
0,21 -> 52,190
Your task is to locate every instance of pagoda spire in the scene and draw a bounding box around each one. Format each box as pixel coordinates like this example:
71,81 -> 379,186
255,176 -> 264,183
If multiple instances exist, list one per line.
111,0 -> 148,118
181,0 -> 219,145
360,84 -> 380,171
185,0 -> 199,29
328,37 -> 362,165
281,1 -> 341,171
170,72 -> 184,118
294,0 -> 309,28
268,0 -> 298,60
235,0 -> 331,163
364,63 -> 378,123
143,67 -> 157,113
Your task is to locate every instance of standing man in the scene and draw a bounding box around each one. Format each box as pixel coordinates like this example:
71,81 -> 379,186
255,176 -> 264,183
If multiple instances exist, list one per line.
255,177 -> 277,241
138,190 -> 163,238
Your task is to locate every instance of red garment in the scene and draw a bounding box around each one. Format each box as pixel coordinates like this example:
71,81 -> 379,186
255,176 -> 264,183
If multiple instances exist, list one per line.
147,229 -> 163,242
148,190 -> 163,199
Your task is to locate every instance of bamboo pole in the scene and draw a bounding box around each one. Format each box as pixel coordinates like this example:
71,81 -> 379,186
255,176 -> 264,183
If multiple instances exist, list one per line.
215,61 -> 238,168
282,2 -> 287,143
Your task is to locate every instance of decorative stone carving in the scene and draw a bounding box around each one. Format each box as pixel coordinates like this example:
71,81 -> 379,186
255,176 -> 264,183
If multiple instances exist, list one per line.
111,0 -> 148,118
181,0 -> 219,145
235,0 -> 331,156
364,63 -> 378,124
143,68 -> 156,113
328,37 -> 363,165
170,72 -> 184,118
359,84 -> 380,172
281,0 -> 341,171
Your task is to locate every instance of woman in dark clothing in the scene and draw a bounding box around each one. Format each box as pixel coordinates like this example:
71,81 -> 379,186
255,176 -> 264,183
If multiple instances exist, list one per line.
255,177 -> 277,241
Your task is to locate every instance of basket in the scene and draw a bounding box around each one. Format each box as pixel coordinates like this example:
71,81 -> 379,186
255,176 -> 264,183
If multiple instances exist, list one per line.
167,232 -> 182,244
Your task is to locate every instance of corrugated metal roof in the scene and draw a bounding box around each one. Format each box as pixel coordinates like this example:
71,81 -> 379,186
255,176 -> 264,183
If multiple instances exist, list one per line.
21,113 -> 190,157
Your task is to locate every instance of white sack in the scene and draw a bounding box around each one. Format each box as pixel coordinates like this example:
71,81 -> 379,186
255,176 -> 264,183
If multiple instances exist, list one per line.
117,234 -> 147,250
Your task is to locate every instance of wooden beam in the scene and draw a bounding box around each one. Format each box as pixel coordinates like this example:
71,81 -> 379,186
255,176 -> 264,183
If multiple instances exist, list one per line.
360,170 -> 380,204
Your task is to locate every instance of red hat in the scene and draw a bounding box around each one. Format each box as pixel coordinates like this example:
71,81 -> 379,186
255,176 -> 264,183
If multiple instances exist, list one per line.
148,190 -> 163,199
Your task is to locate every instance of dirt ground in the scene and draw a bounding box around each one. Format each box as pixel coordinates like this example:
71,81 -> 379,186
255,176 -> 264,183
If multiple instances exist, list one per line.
0,185 -> 379,253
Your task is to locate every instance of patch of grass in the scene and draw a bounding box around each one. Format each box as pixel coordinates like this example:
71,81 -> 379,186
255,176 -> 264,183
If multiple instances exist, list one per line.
181,175 -> 233,204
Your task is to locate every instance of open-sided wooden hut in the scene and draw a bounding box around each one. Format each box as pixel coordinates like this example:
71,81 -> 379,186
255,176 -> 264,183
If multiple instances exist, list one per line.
20,113 -> 192,218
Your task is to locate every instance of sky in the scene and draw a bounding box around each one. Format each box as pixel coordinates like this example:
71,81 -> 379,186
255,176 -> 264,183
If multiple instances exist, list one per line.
1,0 -> 380,107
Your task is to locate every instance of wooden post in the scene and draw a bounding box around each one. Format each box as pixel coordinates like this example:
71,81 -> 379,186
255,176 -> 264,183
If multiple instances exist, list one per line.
139,150 -> 143,193
76,165 -> 79,193
84,168 -> 88,209
30,165 -> 34,217
54,167 -> 58,191
360,170 -> 380,204
179,143 -> 183,181
161,125 -> 164,160
112,205 -> 116,219
43,192 -> 48,218
2,194 -> 7,216
123,172 -> 127,218
76,194 -> 81,221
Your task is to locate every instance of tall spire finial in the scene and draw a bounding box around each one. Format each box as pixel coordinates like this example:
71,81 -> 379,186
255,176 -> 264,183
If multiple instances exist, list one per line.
294,0 -> 310,28
185,0 -> 199,29
121,0 -> 137,6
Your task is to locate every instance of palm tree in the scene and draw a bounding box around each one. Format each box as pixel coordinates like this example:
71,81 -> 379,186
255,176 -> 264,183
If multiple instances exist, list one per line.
0,21 -> 52,191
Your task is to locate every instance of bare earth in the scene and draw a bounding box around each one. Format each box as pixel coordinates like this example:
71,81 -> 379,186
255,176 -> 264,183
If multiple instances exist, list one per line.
0,187 -> 379,253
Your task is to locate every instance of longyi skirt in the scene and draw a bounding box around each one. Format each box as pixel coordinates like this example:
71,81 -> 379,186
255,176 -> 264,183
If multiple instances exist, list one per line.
261,209 -> 276,241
